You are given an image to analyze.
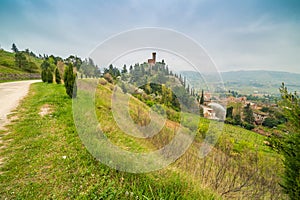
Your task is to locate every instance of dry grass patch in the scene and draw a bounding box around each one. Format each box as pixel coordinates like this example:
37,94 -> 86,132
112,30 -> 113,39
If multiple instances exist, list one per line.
39,104 -> 53,117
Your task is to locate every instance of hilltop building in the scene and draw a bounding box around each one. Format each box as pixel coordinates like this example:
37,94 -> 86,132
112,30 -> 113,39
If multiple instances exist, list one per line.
148,52 -> 156,65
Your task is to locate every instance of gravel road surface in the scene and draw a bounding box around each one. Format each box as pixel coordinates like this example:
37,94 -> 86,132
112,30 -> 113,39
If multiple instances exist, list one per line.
0,80 -> 41,128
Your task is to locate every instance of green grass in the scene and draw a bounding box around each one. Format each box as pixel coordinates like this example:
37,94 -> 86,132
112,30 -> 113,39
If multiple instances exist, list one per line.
0,50 -> 15,68
0,83 -> 218,199
0,65 -> 26,74
0,80 -> 285,199
0,49 -> 42,82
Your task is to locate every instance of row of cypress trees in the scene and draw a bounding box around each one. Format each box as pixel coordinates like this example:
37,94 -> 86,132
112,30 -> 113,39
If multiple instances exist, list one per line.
41,60 -> 61,84
41,60 -> 76,98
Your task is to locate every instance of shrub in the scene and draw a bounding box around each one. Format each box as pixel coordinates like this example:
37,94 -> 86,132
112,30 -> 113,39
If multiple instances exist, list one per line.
242,122 -> 255,130
145,100 -> 155,107
98,78 -> 107,85
263,117 -> 279,128
103,73 -> 113,83
166,108 -> 180,122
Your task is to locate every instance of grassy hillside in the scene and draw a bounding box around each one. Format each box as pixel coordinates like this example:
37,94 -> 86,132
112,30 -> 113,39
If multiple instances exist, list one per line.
0,81 -> 285,199
0,82 -> 217,199
0,49 -> 42,82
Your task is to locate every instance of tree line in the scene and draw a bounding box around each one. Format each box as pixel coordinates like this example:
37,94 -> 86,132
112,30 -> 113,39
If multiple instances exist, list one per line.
11,43 -> 39,73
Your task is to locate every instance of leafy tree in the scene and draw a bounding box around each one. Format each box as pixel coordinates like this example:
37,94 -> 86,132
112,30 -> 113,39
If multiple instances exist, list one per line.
80,58 -> 100,78
15,52 -> 28,69
161,84 -> 173,106
104,64 -> 120,79
25,48 -> 30,54
41,60 -> 50,70
11,43 -> 18,53
269,83 -> 300,199
64,64 -> 77,98
65,55 -> 82,70
55,68 -> 61,84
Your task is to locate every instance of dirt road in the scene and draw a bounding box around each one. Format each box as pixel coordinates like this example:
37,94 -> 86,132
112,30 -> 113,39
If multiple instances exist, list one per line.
0,80 -> 41,128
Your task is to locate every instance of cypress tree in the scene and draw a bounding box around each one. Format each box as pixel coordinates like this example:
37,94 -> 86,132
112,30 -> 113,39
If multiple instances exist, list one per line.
64,64 -> 77,98
47,69 -> 53,83
243,103 -> 254,124
11,43 -> 18,53
226,106 -> 234,118
41,68 -> 47,82
200,90 -> 204,105
55,68 -> 61,84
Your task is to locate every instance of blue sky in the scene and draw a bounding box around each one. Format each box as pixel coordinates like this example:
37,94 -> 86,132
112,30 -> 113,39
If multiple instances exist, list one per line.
0,0 -> 299,73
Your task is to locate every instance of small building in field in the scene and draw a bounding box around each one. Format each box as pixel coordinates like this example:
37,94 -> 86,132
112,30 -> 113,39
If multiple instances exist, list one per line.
202,105 -> 219,120
253,111 -> 268,125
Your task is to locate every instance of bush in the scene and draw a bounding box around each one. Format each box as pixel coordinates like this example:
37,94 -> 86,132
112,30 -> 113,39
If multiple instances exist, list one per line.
198,123 -> 209,139
145,100 -> 155,107
263,117 -> 279,128
166,108 -> 180,122
233,114 -> 242,125
242,122 -> 255,130
103,73 -> 113,83
225,117 -> 235,125
98,78 -> 107,85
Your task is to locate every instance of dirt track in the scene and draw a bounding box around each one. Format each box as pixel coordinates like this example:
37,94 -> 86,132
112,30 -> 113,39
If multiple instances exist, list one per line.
0,80 -> 41,129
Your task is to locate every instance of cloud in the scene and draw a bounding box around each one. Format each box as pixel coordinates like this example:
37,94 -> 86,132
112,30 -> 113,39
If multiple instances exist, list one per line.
0,0 -> 299,73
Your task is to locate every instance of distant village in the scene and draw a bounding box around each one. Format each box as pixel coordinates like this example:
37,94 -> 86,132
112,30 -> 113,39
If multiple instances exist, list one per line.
201,93 -> 271,124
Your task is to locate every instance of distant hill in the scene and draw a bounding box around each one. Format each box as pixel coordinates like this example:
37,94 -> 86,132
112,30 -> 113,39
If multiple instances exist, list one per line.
180,70 -> 300,95
0,49 -> 42,82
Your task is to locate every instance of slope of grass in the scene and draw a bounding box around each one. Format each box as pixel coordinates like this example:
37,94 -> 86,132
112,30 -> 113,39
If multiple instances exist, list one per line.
0,65 -> 26,74
0,49 -> 41,82
0,82 -> 218,199
91,80 -> 284,199
0,49 -> 15,68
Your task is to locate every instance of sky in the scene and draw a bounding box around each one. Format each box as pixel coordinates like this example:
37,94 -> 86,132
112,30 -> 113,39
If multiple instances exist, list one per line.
0,0 -> 300,73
